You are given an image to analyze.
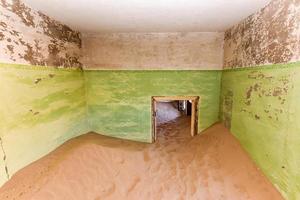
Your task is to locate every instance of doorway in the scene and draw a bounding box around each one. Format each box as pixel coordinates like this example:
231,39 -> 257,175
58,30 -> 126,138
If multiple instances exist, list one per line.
151,96 -> 199,143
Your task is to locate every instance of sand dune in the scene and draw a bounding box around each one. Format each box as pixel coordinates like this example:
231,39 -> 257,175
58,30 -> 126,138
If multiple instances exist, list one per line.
0,116 -> 283,200
156,101 -> 183,125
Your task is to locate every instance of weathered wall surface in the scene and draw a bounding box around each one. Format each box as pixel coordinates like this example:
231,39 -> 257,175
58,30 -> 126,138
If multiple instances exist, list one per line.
0,63 -> 88,187
221,0 -> 300,198
82,32 -> 224,70
0,0 -> 82,67
85,70 -> 222,142
223,0 -> 300,69
0,0 -> 87,187
220,62 -> 300,199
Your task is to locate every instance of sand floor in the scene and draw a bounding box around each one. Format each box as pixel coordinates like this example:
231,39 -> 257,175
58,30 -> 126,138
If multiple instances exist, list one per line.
0,116 -> 283,199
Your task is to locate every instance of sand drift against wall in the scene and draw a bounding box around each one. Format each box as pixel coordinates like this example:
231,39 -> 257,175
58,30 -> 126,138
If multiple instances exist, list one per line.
0,121 -> 283,200
220,62 -> 300,199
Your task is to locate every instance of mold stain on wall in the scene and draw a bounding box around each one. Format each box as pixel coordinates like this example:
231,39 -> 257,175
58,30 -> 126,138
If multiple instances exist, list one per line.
0,0 -> 82,67
224,0 -> 300,69
220,62 -> 300,199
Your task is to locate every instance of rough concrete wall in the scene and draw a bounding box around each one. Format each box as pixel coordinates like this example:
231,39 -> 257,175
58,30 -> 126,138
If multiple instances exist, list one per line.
82,32 -> 224,70
0,0 -> 82,67
223,0 -> 300,69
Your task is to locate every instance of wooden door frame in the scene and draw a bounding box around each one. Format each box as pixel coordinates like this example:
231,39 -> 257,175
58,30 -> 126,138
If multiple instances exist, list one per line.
151,96 -> 200,143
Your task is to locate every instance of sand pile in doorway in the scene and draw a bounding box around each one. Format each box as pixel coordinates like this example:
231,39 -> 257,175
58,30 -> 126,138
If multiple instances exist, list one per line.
0,118 -> 283,200
156,101 -> 182,125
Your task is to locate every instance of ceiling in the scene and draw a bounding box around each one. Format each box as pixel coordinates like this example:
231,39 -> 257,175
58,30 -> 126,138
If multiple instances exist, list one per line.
23,0 -> 271,33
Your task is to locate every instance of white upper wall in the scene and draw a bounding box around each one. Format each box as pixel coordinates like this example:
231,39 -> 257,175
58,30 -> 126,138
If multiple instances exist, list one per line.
82,32 -> 224,70
22,0 -> 271,33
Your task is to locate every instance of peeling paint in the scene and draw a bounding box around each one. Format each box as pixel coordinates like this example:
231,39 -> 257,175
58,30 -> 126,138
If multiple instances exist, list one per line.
224,0 -> 300,69
0,0 -> 82,68
220,62 -> 300,199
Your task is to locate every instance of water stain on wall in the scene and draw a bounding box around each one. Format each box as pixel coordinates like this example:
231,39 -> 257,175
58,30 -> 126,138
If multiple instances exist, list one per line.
224,0 -> 300,69
0,0 -> 82,68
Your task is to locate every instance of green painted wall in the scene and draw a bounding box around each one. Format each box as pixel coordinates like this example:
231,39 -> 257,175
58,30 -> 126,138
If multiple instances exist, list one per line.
4,61 -> 299,199
85,70 -> 222,142
0,63 -> 88,186
0,65 -> 222,187
220,62 -> 300,200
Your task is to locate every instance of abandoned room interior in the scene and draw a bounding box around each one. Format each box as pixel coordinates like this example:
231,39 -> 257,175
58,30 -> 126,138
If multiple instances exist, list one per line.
0,0 -> 299,199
